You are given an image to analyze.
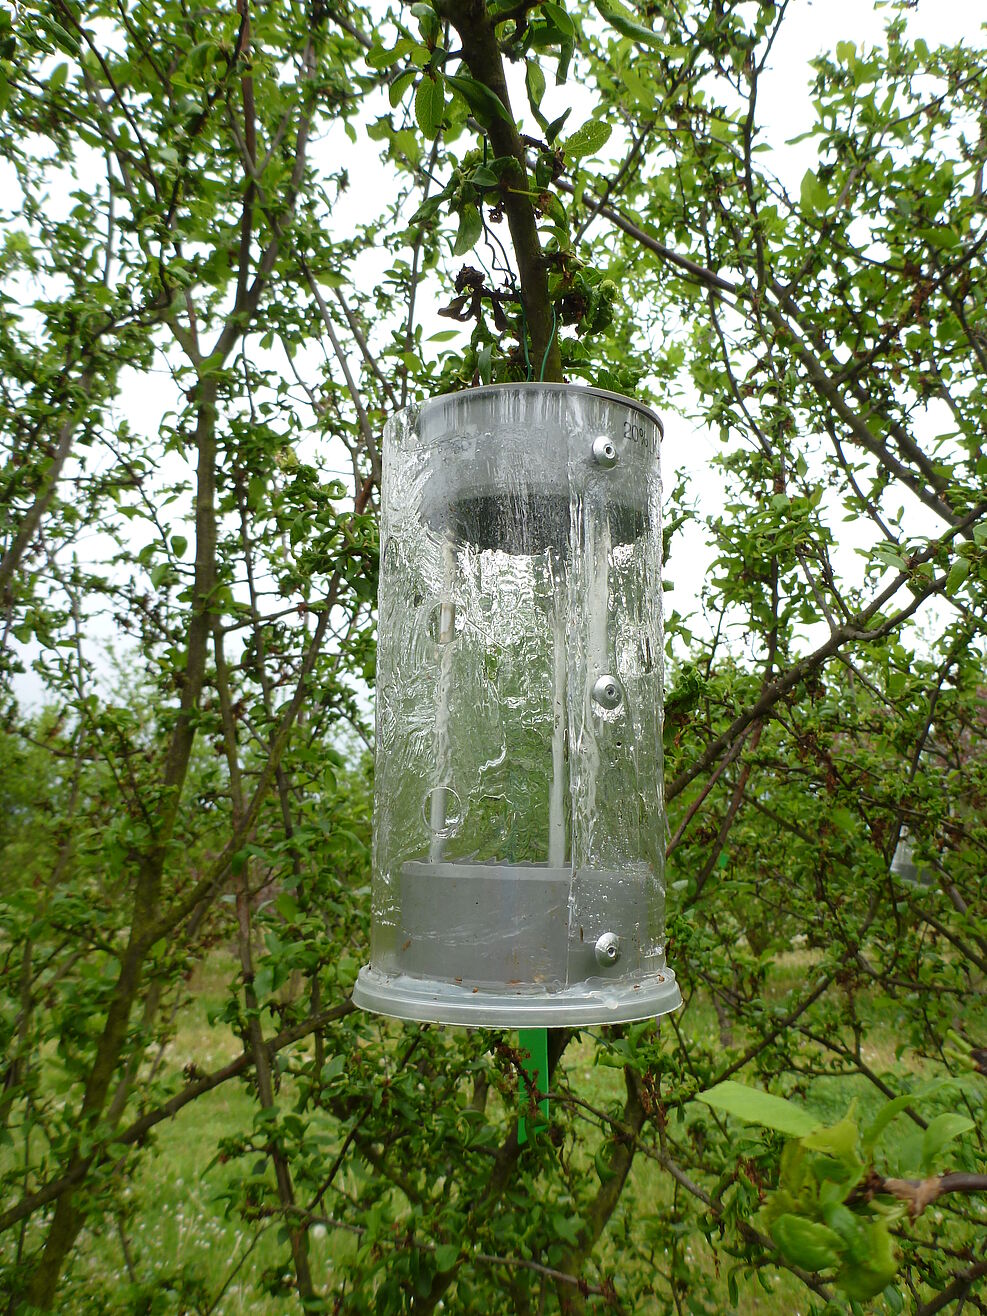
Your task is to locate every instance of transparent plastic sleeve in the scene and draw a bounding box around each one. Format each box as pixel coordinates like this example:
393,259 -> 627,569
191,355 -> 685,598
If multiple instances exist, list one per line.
354,384 -> 681,1026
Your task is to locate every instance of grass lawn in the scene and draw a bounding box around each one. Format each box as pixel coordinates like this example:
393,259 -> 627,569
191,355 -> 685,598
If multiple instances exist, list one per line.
38,948 -> 976,1313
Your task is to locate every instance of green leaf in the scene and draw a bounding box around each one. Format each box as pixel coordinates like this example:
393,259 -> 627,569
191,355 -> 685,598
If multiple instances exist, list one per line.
392,128 -> 422,165
315,269 -> 347,289
275,892 -> 299,921
247,476 -> 265,510
47,62 -> 68,93
802,1113 -> 859,1161
453,202 -> 482,255
366,116 -> 393,142
445,73 -> 513,127
946,557 -> 970,595
727,1267 -> 740,1308
862,1094 -> 916,1151
921,1112 -> 974,1171
409,194 -> 445,226
470,164 -> 501,188
367,38 -> 415,68
415,74 -> 445,139
198,350 -> 225,379
539,190 -> 568,228
545,107 -> 572,143
769,1214 -> 843,1271
838,1261 -> 893,1301
594,1143 -> 616,1182
778,1139 -> 809,1195
414,2 -> 440,43
593,0 -> 663,48
562,118 -> 612,160
821,1203 -> 870,1265
434,1244 -> 459,1272
149,562 -> 170,590
477,342 -> 493,385
525,58 -> 546,121
696,1082 -> 821,1137
187,40 -> 214,75
171,535 -> 188,558
543,1 -> 575,37
836,1220 -> 898,1300
321,1054 -> 346,1082
883,1283 -> 904,1313
551,1211 -> 581,1245
918,225 -> 960,250
389,68 -> 417,109
800,168 -> 829,214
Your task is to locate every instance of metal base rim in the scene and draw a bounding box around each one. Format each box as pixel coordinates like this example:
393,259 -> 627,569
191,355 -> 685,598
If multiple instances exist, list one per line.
352,966 -> 682,1028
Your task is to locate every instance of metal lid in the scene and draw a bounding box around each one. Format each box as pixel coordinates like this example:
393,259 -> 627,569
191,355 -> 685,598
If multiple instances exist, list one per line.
420,382 -> 664,439
406,382 -> 659,553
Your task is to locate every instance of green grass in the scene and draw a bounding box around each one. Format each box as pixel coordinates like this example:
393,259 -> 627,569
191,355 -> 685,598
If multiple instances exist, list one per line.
22,947 -> 980,1313
65,960 -> 312,1313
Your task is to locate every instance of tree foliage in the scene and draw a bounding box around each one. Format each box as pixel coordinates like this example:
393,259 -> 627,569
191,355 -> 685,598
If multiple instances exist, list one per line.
0,0 -> 985,1311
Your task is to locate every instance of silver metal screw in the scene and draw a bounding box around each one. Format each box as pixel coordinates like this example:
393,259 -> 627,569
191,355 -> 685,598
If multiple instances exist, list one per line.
591,435 -> 618,468
592,674 -> 622,710
595,932 -> 621,966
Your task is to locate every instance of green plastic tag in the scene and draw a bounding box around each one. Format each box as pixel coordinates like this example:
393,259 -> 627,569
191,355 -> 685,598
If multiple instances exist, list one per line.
518,1028 -> 549,1144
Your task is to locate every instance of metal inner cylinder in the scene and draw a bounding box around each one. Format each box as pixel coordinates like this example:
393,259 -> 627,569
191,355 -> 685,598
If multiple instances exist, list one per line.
417,386 -> 661,555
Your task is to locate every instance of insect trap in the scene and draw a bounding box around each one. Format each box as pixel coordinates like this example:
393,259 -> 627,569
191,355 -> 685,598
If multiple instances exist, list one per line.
353,383 -> 681,1028
890,830 -> 936,889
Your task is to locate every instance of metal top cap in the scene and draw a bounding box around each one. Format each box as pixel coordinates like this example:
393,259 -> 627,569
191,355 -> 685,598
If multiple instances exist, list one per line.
417,382 -> 664,439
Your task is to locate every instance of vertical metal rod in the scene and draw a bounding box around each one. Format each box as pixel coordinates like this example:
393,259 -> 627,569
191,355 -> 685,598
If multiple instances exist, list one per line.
548,556 -> 568,868
583,514 -> 611,828
587,516 -> 611,679
430,535 -> 457,863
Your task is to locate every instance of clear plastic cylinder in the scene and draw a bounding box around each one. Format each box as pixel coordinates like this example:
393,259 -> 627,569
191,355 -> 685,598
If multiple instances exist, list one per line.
353,383 -> 681,1026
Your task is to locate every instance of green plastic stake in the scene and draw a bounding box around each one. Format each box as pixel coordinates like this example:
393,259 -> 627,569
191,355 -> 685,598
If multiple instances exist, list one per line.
518,1027 -> 549,1145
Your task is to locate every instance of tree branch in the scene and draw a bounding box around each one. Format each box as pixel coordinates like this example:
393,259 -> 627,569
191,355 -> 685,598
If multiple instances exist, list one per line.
434,0 -> 561,379
555,1066 -> 647,1314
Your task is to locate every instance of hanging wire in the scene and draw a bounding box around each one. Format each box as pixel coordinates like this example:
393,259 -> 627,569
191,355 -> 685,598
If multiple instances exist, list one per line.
520,302 -> 557,382
520,301 -> 532,380
538,305 -> 557,382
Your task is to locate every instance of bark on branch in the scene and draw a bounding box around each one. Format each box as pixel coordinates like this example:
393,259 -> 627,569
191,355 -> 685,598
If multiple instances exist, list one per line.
434,0 -> 562,381
554,1066 -> 648,1314
859,1170 -> 987,1219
